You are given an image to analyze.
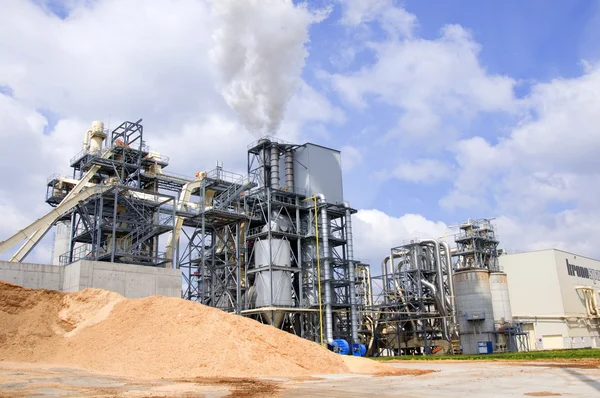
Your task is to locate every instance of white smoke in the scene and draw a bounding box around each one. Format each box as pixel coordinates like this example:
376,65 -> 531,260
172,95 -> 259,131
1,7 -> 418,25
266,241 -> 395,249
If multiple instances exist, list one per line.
209,0 -> 330,136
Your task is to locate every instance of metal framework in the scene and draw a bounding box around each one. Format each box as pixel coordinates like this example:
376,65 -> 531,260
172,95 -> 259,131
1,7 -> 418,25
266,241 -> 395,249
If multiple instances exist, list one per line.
368,240 -> 457,356
454,218 -> 500,271
46,120 -> 177,267
2,120 -> 370,355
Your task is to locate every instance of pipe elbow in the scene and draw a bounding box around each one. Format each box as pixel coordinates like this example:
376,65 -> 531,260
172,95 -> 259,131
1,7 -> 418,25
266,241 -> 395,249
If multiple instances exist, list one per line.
316,193 -> 326,204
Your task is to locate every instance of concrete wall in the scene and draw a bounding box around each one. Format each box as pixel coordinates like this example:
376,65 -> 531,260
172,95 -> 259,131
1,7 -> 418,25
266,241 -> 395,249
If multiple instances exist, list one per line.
0,260 -> 181,298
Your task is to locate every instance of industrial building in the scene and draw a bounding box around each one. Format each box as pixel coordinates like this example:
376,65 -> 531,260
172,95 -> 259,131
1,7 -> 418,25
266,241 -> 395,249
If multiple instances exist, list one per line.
371,219 -> 528,356
0,119 -> 597,358
500,249 -> 600,350
0,119 -> 367,356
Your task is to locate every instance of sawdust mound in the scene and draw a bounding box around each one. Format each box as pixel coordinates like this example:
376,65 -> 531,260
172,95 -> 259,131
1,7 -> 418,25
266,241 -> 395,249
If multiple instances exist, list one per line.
0,281 -> 386,379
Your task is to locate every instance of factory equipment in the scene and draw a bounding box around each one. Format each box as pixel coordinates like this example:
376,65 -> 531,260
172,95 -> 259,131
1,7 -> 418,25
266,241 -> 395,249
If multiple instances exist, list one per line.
0,118 -> 375,356
451,218 -> 528,354
369,239 -> 457,356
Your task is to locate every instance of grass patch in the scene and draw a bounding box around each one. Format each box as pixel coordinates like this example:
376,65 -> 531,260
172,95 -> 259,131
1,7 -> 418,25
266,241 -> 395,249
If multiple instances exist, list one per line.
372,348 -> 600,361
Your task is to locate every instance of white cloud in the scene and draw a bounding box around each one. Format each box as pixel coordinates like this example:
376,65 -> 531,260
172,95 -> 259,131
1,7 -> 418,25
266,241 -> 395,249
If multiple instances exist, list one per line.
329,5 -> 516,141
0,0 -> 343,263
353,209 -> 448,269
445,64 -> 600,258
341,145 -> 363,171
392,158 -> 451,183
338,0 -> 417,39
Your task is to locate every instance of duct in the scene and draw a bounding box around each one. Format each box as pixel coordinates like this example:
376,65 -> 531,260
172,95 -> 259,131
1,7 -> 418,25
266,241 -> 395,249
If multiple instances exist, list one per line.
344,202 -> 360,348
270,145 -> 280,189
420,279 -> 449,340
381,253 -> 403,303
381,252 -> 415,331
440,240 -> 457,324
285,148 -> 294,191
317,194 -> 334,345
420,239 -> 446,313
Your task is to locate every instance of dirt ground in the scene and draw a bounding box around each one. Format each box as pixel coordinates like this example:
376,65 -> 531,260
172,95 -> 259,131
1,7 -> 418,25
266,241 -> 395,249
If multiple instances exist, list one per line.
1,358 -> 599,397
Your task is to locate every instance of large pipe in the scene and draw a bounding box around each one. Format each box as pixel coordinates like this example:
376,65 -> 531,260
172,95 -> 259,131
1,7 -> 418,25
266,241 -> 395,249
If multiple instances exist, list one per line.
285,148 -> 294,191
420,239 -> 445,307
420,279 -> 449,340
344,202 -> 360,348
440,240 -> 457,325
381,253 -> 403,303
317,194 -> 334,345
270,145 -> 280,189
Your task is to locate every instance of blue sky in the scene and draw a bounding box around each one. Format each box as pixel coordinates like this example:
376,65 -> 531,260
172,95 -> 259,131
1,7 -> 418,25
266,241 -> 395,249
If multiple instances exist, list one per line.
2,0 -> 600,264
297,0 -> 600,224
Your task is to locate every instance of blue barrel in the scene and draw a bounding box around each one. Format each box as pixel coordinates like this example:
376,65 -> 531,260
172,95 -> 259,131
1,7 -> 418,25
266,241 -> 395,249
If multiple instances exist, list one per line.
333,339 -> 350,355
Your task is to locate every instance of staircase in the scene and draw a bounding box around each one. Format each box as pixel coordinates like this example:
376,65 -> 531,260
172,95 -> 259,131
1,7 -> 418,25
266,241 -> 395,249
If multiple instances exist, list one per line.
213,175 -> 256,210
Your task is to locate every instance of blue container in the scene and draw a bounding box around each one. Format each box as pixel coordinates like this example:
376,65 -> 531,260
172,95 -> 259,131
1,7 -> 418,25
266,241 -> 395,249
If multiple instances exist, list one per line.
333,339 -> 350,355
477,341 -> 493,354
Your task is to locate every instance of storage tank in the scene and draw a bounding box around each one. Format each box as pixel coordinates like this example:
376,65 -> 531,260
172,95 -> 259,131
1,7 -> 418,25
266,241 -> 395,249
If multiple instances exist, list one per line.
254,238 -> 292,327
86,121 -> 107,153
489,272 -> 513,325
453,269 -> 495,354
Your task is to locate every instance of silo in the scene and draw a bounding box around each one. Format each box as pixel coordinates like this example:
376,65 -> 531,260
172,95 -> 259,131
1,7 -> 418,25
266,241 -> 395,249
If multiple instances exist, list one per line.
489,272 -> 512,325
254,238 -> 292,327
453,269 -> 495,354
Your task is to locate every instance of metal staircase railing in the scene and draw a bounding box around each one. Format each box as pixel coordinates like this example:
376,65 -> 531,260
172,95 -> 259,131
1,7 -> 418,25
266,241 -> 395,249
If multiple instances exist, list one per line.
213,175 -> 255,210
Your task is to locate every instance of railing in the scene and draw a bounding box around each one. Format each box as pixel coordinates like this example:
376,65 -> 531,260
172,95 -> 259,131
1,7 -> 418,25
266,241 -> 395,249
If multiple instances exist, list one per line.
246,135 -> 293,149
205,167 -> 244,184
213,175 -> 251,210
46,173 -> 64,183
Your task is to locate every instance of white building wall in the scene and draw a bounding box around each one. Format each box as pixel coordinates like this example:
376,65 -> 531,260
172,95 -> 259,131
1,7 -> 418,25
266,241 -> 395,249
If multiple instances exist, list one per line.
553,250 -> 600,317
500,249 -> 600,350
500,250 -> 565,318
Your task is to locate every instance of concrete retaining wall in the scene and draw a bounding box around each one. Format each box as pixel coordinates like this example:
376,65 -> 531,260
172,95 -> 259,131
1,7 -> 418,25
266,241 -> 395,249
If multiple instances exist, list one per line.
0,260 -> 181,298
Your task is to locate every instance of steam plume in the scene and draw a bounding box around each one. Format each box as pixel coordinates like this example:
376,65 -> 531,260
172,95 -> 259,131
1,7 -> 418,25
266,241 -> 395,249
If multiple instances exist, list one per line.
210,0 -> 329,136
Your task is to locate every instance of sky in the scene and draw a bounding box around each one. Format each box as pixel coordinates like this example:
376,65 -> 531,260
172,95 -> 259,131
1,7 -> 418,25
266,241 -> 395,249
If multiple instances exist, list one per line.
1,0 -> 600,268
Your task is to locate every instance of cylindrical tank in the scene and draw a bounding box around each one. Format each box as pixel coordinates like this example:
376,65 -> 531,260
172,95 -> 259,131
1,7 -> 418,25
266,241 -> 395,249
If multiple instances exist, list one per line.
88,121 -> 106,153
285,148 -> 294,191
254,238 -> 292,328
453,269 -> 495,354
490,272 -> 513,325
270,145 -> 280,189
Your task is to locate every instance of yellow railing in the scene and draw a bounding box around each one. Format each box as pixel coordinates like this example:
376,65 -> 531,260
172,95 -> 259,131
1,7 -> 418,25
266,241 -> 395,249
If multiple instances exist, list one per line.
302,196 -> 324,346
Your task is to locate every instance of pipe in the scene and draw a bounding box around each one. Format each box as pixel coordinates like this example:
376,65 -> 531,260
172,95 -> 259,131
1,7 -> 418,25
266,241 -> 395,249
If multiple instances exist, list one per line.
344,201 -> 360,348
285,148 -> 294,191
420,279 -> 449,340
84,129 -> 92,152
381,253 -> 403,303
440,240 -> 457,325
317,194 -> 334,345
420,240 -> 444,301
270,145 -> 280,189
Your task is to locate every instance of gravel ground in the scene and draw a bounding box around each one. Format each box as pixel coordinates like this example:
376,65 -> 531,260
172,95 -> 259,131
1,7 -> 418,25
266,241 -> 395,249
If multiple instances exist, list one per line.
1,358 -> 598,397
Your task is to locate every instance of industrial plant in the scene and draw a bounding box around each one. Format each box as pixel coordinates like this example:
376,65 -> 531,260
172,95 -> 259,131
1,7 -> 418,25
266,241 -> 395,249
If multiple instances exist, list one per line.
0,119 -> 599,357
